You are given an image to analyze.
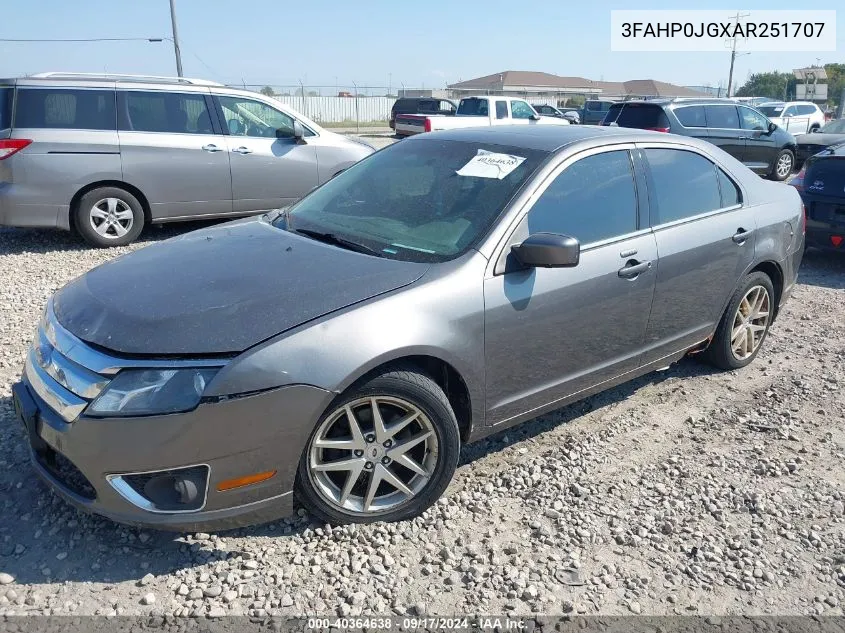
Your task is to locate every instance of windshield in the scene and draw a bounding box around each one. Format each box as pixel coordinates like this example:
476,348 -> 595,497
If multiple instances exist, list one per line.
276,138 -> 548,263
821,119 -> 845,134
758,105 -> 784,117
0,87 -> 11,130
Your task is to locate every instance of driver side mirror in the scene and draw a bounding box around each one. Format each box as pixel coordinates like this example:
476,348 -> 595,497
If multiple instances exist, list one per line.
511,233 -> 580,268
529,113 -> 542,121
767,122 -> 778,134
280,121 -> 305,142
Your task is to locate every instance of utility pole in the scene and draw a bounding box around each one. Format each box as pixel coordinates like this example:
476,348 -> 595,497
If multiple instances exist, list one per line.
725,12 -> 750,98
168,0 -> 184,77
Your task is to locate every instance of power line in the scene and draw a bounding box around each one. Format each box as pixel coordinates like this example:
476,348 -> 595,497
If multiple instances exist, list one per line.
0,37 -> 164,42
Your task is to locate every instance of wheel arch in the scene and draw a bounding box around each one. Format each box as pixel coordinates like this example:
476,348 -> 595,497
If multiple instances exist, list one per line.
341,354 -> 475,444
749,260 -> 784,320
69,180 -> 152,232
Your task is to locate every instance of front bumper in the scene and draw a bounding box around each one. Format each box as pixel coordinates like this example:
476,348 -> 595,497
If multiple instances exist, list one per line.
12,376 -> 332,532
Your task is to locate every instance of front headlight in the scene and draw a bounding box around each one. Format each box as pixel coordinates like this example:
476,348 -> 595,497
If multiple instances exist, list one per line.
86,368 -> 219,417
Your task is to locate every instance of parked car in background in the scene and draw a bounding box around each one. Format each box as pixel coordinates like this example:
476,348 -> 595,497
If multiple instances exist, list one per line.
789,142 -> 845,252
533,104 -> 580,124
13,125 -> 802,529
601,99 -> 798,180
756,101 -> 825,135
0,72 -> 374,247
794,118 -> 845,167
389,97 -> 456,134
394,96 -> 569,136
580,99 -> 615,125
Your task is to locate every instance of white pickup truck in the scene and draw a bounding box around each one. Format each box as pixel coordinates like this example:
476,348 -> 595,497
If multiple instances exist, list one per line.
394,96 -> 570,136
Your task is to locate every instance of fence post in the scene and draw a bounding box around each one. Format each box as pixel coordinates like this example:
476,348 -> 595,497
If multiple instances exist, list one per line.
353,81 -> 360,134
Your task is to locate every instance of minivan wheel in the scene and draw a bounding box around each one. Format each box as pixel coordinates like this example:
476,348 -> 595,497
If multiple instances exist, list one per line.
296,370 -> 460,524
75,187 -> 144,247
701,272 -> 775,370
770,149 -> 794,181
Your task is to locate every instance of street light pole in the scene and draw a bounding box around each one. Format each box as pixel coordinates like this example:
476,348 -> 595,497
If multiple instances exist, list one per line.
168,0 -> 184,77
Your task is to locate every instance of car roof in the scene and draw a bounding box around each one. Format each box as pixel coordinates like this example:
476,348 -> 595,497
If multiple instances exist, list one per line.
407,125 -> 675,152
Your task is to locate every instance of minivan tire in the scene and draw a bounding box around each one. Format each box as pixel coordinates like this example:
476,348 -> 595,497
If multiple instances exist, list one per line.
75,187 -> 145,248
296,369 -> 460,524
701,271 -> 775,371
770,149 -> 794,181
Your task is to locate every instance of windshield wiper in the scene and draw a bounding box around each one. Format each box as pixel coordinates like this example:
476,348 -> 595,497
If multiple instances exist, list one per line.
292,228 -> 381,257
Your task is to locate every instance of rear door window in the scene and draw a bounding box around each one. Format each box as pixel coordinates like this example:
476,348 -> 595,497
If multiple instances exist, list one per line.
675,105 -> 705,128
704,105 -> 740,129
14,88 -> 116,130
0,87 -> 11,130
644,149 -> 722,224
119,91 -> 214,134
613,104 -> 670,130
495,101 -> 508,120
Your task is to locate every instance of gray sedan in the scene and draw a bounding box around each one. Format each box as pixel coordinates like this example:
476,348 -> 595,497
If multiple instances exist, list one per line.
13,125 -> 804,530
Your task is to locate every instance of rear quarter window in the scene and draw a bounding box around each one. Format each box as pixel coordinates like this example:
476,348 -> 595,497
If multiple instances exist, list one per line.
15,88 -> 116,130
0,87 -> 11,130
674,105 -> 705,128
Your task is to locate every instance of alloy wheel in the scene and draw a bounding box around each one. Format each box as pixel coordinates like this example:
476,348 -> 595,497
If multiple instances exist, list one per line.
776,153 -> 793,179
307,396 -> 439,516
90,198 -> 134,239
730,285 -> 771,361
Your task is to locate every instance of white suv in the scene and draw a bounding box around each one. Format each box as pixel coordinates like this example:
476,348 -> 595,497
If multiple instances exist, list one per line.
757,101 -> 825,134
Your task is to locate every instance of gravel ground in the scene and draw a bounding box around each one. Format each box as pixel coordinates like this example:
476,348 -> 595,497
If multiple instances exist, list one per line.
0,153 -> 843,618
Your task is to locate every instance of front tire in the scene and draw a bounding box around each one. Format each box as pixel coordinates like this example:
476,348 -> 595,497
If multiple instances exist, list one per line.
770,149 -> 794,181
701,272 -> 775,370
296,369 -> 460,524
75,187 -> 145,247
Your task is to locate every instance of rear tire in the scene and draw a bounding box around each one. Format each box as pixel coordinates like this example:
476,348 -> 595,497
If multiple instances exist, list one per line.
769,149 -> 794,181
295,369 -> 460,524
75,187 -> 144,247
701,272 -> 775,370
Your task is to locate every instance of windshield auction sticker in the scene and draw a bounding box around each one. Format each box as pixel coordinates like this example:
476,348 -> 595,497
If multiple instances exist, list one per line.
457,150 -> 526,180
611,10 -> 836,51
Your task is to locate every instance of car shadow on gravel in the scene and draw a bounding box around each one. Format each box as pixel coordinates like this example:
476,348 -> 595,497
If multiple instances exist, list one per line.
799,249 -> 845,290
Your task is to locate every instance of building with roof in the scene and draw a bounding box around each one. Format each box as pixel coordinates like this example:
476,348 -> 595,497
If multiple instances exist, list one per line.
446,71 -> 710,101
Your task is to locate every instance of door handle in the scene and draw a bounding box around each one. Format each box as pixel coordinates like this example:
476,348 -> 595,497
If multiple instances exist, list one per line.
732,228 -> 753,244
202,144 -> 223,152
618,260 -> 652,279
232,146 -> 253,154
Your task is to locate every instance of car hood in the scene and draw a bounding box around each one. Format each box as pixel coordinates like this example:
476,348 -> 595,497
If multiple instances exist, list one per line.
796,132 -> 845,147
53,219 -> 429,356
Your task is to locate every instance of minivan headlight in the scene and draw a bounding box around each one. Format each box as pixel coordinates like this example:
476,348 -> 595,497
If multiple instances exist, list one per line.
86,368 -> 219,417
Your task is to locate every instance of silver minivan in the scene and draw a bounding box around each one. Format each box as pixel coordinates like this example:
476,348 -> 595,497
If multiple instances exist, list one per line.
0,73 -> 374,246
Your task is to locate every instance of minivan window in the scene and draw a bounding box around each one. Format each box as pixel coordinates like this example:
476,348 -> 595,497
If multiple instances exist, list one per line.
495,101 -> 508,119
738,107 -> 769,131
704,105 -> 740,129
218,96 -> 297,138
527,150 -> 637,245
644,149 -> 722,225
15,88 -> 116,131
675,105 -> 705,128
0,87 -> 11,130
120,91 -> 214,135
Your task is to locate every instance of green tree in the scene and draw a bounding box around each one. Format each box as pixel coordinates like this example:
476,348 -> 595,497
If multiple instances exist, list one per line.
735,71 -> 795,100
823,63 -> 844,108
259,86 -> 276,97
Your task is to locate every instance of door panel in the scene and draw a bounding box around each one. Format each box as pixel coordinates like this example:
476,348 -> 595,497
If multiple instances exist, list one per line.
214,95 -> 319,212
117,90 -> 232,219
483,147 -> 655,426
484,233 -> 658,425
739,106 -> 777,172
